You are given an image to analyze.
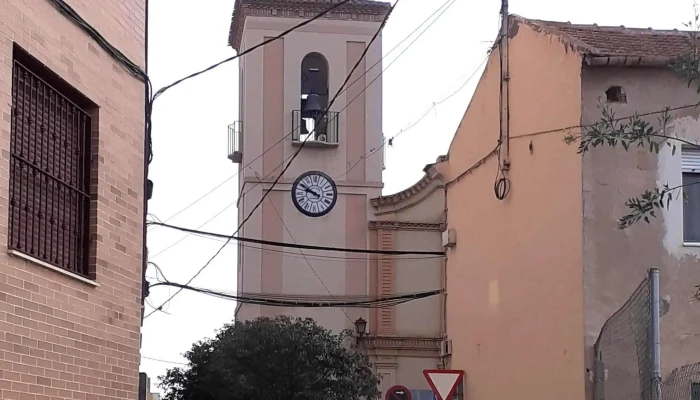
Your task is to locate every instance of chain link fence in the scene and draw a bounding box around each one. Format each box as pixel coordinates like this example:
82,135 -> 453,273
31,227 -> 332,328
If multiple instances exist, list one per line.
593,270 -> 700,400
661,362 -> 700,400
593,273 -> 654,400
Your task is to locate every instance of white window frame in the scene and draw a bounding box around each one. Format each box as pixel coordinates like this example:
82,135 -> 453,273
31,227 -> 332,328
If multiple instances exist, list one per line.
681,147 -> 700,246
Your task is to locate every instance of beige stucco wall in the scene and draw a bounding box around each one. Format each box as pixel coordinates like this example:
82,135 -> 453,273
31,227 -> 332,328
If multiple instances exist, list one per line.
438,20 -> 585,400
235,16 -> 385,333
0,0 -> 146,399
581,67 -> 700,386
368,172 -> 445,395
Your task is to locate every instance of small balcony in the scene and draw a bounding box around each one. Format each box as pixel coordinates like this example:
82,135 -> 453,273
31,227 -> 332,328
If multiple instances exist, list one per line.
292,110 -> 339,147
228,121 -> 242,163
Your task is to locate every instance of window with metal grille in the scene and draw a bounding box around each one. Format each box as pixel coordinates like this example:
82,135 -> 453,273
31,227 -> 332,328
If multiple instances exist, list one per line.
9,49 -> 94,277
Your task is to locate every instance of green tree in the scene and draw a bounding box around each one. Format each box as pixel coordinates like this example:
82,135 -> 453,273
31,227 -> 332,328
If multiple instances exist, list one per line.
564,10 -> 700,299
158,315 -> 381,400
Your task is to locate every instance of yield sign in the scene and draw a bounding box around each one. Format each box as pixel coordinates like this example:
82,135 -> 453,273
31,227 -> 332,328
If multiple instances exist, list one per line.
423,369 -> 464,400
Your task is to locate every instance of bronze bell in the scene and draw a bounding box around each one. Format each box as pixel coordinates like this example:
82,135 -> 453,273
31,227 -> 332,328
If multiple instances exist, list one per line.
302,93 -> 323,119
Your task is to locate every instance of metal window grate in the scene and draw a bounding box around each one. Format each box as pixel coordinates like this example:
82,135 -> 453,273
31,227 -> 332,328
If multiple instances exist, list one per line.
9,60 -> 92,277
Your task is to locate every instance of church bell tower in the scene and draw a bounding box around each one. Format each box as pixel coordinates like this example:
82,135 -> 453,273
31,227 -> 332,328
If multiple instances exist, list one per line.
227,0 -> 391,332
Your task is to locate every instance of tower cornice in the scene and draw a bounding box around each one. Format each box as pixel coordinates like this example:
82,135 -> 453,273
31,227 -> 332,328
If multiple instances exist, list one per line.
228,0 -> 392,51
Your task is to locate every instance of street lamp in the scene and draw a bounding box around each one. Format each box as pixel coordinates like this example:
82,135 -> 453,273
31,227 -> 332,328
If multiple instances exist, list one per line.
355,318 -> 367,345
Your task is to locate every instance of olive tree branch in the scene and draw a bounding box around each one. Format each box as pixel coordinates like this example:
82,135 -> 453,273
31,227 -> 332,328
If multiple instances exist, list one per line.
562,101 -> 700,229
617,180 -> 700,229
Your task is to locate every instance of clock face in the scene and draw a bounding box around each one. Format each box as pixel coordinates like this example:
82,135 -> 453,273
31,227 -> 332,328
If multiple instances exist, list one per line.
291,171 -> 338,217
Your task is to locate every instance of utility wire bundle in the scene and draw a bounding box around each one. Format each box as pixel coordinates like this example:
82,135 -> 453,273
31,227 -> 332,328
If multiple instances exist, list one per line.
148,221 -> 445,256
150,280 -> 443,308
145,0 -> 399,317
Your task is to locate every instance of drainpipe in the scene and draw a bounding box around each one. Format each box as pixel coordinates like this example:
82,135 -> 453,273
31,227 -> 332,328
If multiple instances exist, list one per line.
650,268 -> 661,400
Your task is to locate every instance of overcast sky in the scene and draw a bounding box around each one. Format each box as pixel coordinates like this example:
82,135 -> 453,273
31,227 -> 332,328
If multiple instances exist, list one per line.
140,0 -> 693,391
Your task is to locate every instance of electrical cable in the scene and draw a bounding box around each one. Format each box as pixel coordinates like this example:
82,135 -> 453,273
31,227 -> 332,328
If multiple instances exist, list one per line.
337,44 -> 495,180
144,3 -> 398,317
153,0 -> 466,255
183,230 -> 444,262
149,281 -> 442,308
46,0 -> 146,80
231,0 -> 456,207
141,356 -> 187,365
147,176 -> 235,232
189,39 -> 482,256
149,221 -> 444,256
150,41 -> 481,260
493,143 -> 511,200
152,0 -> 355,100
512,103 -> 698,140
494,5 -> 511,201
262,189 -> 354,323
444,103 -> 700,188
149,202 -> 236,260
147,0 -> 451,239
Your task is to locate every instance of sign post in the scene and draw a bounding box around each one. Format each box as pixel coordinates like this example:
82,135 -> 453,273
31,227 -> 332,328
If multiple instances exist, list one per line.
423,370 -> 464,400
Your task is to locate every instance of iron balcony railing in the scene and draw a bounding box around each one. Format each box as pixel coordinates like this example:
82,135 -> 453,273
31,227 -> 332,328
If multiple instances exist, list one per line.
228,121 -> 242,163
292,110 -> 339,145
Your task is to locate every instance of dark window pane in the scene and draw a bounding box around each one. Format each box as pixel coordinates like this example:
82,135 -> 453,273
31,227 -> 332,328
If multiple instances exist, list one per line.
683,173 -> 700,243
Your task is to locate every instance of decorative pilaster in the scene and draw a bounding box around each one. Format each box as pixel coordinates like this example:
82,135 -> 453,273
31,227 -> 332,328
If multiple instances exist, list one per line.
377,228 -> 395,335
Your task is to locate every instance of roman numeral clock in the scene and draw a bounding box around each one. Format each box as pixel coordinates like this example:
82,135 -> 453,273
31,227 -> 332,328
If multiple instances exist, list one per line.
291,171 -> 338,217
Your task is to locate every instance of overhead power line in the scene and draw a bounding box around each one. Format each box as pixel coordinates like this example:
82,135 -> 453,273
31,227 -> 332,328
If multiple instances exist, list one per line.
141,356 -> 188,366
149,281 -> 443,308
152,0 -> 354,100
145,3 -> 398,317
339,39 -> 498,179
186,230 -> 444,262
262,189 -> 354,324
146,0 -> 358,237
147,0 -> 457,240
148,221 -> 445,256
445,103 -> 700,187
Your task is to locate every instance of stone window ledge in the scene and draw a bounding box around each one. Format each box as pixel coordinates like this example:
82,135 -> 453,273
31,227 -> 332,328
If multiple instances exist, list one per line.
9,250 -> 99,288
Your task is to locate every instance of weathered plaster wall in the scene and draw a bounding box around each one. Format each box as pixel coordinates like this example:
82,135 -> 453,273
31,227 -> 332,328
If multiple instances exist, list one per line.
581,67 -> 700,385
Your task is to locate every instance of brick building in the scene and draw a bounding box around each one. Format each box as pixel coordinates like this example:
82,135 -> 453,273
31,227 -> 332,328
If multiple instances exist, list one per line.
0,0 -> 147,399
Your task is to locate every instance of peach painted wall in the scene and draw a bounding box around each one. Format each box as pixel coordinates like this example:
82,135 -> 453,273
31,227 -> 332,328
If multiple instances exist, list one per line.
235,16 -> 385,333
438,20 -> 585,400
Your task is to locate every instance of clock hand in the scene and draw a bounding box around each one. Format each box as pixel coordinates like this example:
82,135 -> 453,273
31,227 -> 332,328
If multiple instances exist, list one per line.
300,183 -> 320,198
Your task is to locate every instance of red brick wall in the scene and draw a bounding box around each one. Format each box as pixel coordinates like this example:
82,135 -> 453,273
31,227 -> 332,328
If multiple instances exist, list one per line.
0,0 -> 146,399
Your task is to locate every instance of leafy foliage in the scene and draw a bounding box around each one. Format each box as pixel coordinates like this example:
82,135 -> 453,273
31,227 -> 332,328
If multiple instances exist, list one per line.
563,8 -> 700,301
564,103 -> 684,229
158,316 -> 380,400
564,10 -> 700,231
566,103 -> 673,156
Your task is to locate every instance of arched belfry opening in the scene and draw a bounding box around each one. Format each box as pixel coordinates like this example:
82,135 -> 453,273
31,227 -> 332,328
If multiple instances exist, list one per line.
300,52 -> 329,140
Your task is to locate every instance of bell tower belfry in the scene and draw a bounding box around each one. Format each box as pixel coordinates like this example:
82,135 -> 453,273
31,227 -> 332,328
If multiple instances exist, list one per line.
227,0 -> 391,332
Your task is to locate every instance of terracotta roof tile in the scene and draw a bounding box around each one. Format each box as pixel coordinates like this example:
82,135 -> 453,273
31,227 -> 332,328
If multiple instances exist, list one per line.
517,15 -> 692,60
